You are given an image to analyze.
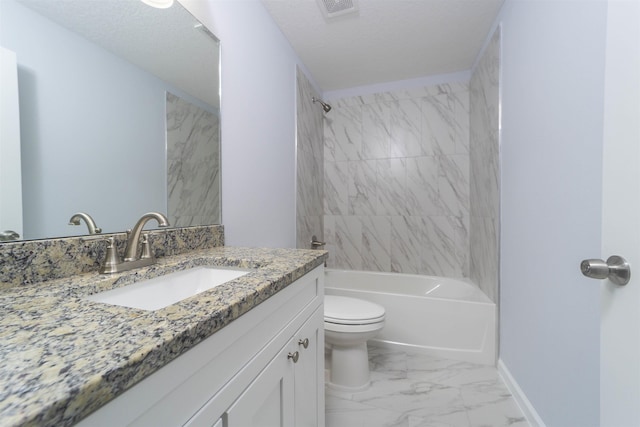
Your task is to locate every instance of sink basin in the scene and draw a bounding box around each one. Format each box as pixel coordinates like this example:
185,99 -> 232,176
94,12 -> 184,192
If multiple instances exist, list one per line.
86,267 -> 250,310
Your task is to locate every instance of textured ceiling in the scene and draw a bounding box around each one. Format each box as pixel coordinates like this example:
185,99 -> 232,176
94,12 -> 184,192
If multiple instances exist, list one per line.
16,0 -> 220,108
261,0 -> 504,92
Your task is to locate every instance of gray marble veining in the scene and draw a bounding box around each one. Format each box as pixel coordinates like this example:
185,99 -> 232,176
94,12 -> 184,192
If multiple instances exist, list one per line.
323,83 -> 470,276
296,68 -> 325,249
406,156 -> 441,216
390,99 -> 422,158
349,160 -> 378,215
376,158 -> 408,217
325,104 -> 363,162
325,161 -> 349,216
361,216 -> 391,272
362,103 -> 391,160
326,345 -> 529,427
166,92 -> 221,227
469,27 -> 501,304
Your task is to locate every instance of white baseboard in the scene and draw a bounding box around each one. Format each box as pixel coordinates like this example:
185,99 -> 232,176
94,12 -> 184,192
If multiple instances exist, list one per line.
497,359 -> 546,427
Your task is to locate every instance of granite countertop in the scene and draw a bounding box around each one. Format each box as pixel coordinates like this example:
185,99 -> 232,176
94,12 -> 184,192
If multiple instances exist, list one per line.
0,246 -> 327,427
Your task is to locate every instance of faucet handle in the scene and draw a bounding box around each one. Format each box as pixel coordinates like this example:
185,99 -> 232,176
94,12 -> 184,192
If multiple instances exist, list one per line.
100,237 -> 122,274
140,234 -> 154,260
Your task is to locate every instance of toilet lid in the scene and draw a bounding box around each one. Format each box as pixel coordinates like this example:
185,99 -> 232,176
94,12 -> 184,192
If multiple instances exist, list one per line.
324,295 -> 385,324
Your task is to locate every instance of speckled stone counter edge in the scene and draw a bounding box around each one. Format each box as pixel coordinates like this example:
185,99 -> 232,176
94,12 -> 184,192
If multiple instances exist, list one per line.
0,225 -> 224,289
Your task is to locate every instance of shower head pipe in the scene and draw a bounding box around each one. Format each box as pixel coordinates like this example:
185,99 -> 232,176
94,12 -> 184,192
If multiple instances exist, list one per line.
312,97 -> 332,113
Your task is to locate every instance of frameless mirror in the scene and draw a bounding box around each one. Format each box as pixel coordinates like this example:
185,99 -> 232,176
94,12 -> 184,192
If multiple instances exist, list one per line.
0,0 -> 221,241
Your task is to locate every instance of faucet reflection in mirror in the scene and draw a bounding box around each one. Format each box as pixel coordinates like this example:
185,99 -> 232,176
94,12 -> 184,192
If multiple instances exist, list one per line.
100,212 -> 170,274
68,212 -> 102,235
0,0 -> 221,241
0,230 -> 20,242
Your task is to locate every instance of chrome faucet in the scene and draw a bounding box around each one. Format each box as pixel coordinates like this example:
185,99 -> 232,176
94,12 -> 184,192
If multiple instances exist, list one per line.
99,212 -> 170,274
124,212 -> 170,261
69,212 -> 102,234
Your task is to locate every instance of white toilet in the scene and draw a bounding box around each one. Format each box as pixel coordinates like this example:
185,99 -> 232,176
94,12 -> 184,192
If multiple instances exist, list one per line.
324,295 -> 385,391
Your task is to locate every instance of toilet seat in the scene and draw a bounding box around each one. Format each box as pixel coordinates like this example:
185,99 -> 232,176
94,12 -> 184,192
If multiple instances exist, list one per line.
324,295 -> 385,325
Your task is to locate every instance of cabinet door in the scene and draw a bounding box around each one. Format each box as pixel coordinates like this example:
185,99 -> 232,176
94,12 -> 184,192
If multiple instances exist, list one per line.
294,306 -> 325,427
225,344 -> 295,427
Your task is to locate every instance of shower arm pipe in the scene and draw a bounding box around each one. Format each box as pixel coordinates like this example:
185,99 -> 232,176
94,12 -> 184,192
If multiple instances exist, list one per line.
312,96 -> 332,113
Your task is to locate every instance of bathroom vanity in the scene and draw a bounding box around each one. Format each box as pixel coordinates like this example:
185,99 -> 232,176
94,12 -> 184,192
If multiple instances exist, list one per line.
0,245 -> 326,427
79,264 -> 324,427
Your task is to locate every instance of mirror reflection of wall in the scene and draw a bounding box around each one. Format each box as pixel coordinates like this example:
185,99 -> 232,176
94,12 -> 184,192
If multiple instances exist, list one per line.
0,0 -> 220,241
0,46 -> 24,241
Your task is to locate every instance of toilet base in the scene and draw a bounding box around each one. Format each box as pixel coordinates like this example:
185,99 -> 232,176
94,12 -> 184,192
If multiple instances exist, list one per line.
327,379 -> 371,392
327,342 -> 371,391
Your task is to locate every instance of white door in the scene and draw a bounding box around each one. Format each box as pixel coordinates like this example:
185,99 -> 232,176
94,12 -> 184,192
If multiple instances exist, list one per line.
600,0 -> 640,425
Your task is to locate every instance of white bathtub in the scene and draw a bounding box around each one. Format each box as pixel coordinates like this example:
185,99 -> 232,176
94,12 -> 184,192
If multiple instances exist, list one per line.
325,269 -> 496,365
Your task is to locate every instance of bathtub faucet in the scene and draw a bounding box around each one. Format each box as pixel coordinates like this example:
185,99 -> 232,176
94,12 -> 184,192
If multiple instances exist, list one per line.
311,235 -> 326,250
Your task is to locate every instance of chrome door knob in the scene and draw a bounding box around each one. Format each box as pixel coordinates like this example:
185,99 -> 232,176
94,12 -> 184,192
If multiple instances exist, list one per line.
287,351 -> 299,363
298,338 -> 309,349
580,255 -> 630,285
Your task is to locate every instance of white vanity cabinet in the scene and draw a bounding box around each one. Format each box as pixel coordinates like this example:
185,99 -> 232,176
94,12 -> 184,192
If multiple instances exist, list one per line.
77,266 -> 324,427
220,307 -> 323,427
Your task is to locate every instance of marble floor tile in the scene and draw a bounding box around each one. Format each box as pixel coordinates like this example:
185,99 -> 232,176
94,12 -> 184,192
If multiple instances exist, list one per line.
326,394 -> 413,427
326,345 -> 529,427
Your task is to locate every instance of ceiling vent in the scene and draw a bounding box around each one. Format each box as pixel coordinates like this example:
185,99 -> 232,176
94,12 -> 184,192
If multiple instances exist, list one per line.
316,0 -> 359,19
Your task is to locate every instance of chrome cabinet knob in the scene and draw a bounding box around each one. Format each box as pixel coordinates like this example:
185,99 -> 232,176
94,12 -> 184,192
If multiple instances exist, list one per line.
287,351 -> 299,363
298,338 -> 309,349
580,255 -> 630,285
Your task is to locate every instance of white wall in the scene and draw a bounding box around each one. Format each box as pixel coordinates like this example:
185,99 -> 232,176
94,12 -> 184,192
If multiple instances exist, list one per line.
181,0 -> 309,248
1,0 -> 169,239
0,47 -> 23,239
498,1 -> 606,426
469,28 -> 500,304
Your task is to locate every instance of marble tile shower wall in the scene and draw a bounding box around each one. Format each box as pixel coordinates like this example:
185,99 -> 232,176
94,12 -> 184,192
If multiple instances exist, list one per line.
167,92 -> 221,228
469,28 -> 501,303
323,83 -> 470,277
296,68 -> 325,250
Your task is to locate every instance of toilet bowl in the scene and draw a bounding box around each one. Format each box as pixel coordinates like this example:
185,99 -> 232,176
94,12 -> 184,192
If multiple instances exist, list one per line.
324,295 -> 385,391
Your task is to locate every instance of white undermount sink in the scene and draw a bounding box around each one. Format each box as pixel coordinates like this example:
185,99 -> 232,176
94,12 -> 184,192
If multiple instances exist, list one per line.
86,267 -> 251,310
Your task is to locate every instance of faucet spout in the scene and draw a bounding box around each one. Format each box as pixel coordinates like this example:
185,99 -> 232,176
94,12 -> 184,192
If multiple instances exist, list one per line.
68,212 -> 102,234
124,212 -> 170,261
